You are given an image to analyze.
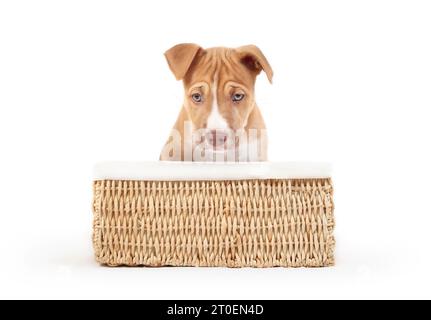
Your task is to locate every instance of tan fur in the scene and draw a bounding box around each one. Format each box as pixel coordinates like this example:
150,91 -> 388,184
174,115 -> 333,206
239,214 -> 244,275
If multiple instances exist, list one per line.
160,44 -> 272,161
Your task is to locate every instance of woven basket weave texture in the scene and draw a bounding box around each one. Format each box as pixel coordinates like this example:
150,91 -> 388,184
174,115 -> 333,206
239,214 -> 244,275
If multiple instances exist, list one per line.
93,178 -> 334,267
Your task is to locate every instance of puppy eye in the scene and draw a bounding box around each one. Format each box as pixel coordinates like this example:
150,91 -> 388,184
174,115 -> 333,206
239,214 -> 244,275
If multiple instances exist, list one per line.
232,93 -> 245,102
191,93 -> 203,103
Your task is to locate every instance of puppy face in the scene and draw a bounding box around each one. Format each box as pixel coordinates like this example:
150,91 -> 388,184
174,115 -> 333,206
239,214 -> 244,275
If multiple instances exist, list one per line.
165,44 -> 272,152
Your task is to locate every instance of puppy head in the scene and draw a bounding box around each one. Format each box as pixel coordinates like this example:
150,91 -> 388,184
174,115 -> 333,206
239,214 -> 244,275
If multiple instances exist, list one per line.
165,43 -> 272,151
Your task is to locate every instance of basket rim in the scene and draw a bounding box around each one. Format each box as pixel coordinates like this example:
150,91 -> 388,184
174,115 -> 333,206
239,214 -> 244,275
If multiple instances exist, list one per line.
93,161 -> 332,181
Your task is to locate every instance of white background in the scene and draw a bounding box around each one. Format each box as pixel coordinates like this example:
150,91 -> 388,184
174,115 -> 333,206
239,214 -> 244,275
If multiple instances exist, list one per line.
1,0 -> 430,300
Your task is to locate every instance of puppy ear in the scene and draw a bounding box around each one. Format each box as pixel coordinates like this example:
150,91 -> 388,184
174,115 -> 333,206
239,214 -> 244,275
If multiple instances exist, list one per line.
236,45 -> 273,83
164,43 -> 202,80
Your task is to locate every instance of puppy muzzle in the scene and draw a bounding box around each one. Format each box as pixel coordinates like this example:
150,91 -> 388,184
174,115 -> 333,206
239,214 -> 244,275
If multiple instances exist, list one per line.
205,130 -> 230,150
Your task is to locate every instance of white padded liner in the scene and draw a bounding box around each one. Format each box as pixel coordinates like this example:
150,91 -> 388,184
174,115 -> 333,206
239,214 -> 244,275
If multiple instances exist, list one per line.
93,161 -> 332,181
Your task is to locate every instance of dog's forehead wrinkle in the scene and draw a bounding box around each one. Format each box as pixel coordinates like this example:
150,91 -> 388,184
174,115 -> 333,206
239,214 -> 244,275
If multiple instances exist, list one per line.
220,55 -> 251,86
188,47 -> 251,88
206,47 -> 233,72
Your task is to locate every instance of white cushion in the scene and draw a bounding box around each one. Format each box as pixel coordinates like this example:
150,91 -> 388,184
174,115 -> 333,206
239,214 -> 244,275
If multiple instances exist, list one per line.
94,161 -> 332,181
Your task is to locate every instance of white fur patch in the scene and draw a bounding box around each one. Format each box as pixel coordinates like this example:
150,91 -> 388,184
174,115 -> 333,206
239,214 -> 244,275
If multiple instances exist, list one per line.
206,78 -> 228,129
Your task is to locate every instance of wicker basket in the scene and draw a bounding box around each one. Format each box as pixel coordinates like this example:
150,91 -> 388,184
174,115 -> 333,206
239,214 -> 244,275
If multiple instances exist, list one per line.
92,162 -> 335,267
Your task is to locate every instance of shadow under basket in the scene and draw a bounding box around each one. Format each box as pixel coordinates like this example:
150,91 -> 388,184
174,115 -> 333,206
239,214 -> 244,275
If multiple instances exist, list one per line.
92,162 -> 335,268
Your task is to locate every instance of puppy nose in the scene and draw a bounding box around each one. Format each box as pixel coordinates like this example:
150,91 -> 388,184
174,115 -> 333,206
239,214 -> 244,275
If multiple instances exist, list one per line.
206,130 -> 228,148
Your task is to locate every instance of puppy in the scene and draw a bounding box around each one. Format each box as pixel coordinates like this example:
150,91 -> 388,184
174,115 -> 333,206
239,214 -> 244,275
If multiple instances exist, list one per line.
160,43 -> 273,162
